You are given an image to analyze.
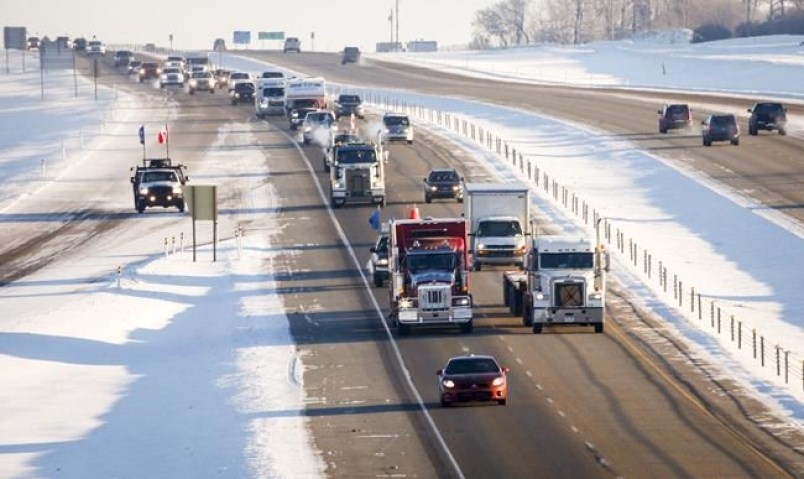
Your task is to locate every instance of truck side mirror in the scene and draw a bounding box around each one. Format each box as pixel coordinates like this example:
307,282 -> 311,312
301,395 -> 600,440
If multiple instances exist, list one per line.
436,369 -> 443,376
423,177 -> 427,182
185,176 -> 190,182
746,108 -> 752,113
657,109 -> 662,114
130,177 -> 134,183
370,247 -> 376,253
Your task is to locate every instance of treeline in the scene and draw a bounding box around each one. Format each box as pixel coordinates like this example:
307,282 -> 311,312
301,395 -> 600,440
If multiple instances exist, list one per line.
471,0 -> 804,47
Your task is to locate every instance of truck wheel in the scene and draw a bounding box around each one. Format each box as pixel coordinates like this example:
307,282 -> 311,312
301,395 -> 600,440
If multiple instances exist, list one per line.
177,200 -> 185,213
210,89 -> 214,94
474,262 -> 481,272
594,323 -> 604,334
373,275 -> 383,288
189,88 -> 195,95
460,321 -> 473,334
425,195 -> 432,204
731,138 -> 739,146
779,128 -> 787,136
749,126 -> 757,136
441,398 -> 451,407
136,200 -> 146,214
532,323 -> 543,334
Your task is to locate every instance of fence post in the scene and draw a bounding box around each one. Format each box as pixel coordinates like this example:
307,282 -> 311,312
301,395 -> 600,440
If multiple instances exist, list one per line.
761,336 -> 765,367
730,315 -> 734,342
738,321 -> 742,349
698,294 -> 702,320
776,346 -> 781,376
717,307 -> 721,334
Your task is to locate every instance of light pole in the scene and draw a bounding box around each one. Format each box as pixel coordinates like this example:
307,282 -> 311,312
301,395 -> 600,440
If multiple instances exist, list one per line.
169,33 -> 173,53
395,0 -> 400,51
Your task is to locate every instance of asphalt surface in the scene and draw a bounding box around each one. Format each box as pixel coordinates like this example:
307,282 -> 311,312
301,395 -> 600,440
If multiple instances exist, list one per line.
2,51 -> 802,477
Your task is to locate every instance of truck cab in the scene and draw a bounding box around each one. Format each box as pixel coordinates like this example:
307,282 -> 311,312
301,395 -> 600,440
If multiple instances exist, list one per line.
255,78 -> 286,118
329,142 -> 386,208
130,158 -> 189,214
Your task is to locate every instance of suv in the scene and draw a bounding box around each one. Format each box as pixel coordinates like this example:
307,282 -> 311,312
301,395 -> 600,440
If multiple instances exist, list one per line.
424,168 -> 464,203
382,113 -> 413,144
302,110 -> 337,145
701,114 -> 740,146
369,230 -> 390,287
130,158 -> 189,213
113,50 -> 134,68
342,47 -> 361,65
188,71 -> 215,94
72,37 -> 87,51
658,103 -> 692,133
748,102 -> 788,136
231,81 -> 255,105
284,37 -> 301,53
335,94 -> 365,119
138,62 -> 160,83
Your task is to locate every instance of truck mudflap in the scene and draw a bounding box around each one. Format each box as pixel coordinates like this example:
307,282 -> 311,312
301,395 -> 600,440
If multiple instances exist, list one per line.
529,306 -> 604,334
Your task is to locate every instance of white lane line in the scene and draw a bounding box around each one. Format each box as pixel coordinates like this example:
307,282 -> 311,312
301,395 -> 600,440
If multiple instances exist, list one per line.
525,370 -> 533,377
557,410 -> 566,418
570,426 -> 579,433
507,346 -> 514,353
515,357 -> 523,365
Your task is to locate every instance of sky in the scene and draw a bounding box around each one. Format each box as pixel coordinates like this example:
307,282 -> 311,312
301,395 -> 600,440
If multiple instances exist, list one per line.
1,0 -> 498,52
1,32 -> 803,477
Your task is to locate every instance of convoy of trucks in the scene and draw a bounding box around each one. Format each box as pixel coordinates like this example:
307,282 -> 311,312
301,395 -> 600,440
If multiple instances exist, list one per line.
387,213 -> 474,335
464,183 -> 531,271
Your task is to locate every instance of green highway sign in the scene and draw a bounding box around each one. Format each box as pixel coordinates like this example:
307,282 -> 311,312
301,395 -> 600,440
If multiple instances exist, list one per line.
258,31 -> 284,40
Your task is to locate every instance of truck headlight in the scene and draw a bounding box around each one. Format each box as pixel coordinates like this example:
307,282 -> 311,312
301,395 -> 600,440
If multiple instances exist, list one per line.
535,292 -> 545,301
476,243 -> 486,251
376,259 -> 388,266
452,185 -> 460,191
589,292 -> 602,301
452,297 -> 470,307
139,187 -> 148,195
430,186 -> 437,191
513,245 -> 527,255
442,379 -> 455,388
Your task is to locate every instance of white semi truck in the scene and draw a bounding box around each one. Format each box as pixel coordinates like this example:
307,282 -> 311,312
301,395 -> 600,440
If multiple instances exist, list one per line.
464,183 -> 531,271
255,77 -> 286,118
503,235 -> 609,333
329,140 -> 386,208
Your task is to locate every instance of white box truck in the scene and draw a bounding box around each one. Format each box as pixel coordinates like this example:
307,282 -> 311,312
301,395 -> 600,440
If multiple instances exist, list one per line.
464,183 -> 531,270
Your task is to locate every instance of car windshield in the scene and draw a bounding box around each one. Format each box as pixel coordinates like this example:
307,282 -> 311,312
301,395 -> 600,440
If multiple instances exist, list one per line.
262,71 -> 283,78
429,171 -> 459,182
339,95 -> 360,103
117,51 -> 132,57
477,220 -> 522,237
130,61 -> 141,67
445,358 -> 500,375
755,103 -> 783,114
385,116 -> 409,126
262,87 -> 284,96
236,83 -> 254,91
337,149 -> 377,164
666,104 -> 688,115
307,113 -> 334,125
539,252 -> 594,269
88,41 -> 101,47
143,63 -> 158,69
163,68 -> 181,74
407,252 -> 455,273
231,72 -> 249,80
142,171 -> 178,183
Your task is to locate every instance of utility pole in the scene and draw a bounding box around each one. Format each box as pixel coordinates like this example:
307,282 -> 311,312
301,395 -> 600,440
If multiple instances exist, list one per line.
389,9 -> 393,44
395,0 -> 400,52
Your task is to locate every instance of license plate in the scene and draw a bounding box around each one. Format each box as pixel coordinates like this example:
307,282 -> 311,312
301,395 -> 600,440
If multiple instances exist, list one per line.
564,313 -> 575,322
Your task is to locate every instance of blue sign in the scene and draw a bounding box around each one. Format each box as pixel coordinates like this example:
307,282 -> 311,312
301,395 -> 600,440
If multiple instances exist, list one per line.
233,31 -> 251,45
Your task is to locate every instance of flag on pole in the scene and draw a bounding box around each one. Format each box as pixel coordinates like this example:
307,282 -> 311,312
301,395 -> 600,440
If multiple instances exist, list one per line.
368,206 -> 381,231
138,125 -> 145,145
157,127 -> 168,145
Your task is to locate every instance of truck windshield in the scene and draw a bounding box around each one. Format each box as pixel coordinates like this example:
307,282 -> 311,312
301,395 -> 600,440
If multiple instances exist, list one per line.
477,220 -> 522,237
539,252 -> 593,269
142,171 -> 178,183
407,252 -> 455,273
337,149 -> 376,164
263,87 -> 284,97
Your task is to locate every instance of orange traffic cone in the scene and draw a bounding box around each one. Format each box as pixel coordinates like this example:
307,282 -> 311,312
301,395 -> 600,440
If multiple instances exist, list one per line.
408,204 -> 420,220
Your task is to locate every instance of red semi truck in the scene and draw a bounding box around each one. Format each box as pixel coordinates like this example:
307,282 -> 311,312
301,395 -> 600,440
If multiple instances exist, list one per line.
388,213 -> 473,335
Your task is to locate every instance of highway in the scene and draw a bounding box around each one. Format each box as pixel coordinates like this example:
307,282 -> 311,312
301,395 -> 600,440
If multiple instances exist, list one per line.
1,51 -> 801,477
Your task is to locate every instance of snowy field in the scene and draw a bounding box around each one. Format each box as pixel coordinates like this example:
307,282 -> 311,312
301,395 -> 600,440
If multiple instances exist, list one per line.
2,32 -> 804,477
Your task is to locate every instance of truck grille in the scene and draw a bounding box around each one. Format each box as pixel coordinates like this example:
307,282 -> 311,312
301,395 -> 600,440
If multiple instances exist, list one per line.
419,284 -> 451,312
555,282 -> 584,308
346,169 -> 370,197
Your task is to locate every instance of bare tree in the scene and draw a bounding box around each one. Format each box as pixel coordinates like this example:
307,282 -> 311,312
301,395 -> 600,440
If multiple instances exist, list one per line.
473,5 -> 513,47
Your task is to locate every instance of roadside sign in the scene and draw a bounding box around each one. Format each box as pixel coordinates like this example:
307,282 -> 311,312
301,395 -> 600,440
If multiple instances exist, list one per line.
185,185 -> 219,262
258,31 -> 284,40
3,27 -> 26,50
233,31 -> 251,45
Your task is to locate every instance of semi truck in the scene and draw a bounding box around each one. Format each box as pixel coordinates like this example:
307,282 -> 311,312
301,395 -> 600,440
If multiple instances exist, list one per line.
388,213 -> 473,335
329,140 -> 386,207
255,77 -> 286,118
464,183 -> 531,270
502,234 -> 608,333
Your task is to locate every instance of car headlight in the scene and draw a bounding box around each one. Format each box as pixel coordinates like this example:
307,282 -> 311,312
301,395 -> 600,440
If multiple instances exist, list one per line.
292,111 -> 299,118
442,379 -> 455,389
452,185 -> 460,191
376,258 -> 388,266
429,186 -> 437,192
140,68 -> 145,74
139,187 -> 148,195
513,245 -> 527,255
491,376 -> 506,387
304,126 -> 312,132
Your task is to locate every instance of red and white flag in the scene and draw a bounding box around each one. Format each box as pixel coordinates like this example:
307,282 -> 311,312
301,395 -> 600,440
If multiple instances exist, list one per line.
157,127 -> 168,145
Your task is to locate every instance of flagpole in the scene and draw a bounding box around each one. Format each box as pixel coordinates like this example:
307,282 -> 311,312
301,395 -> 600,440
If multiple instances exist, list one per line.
165,123 -> 170,158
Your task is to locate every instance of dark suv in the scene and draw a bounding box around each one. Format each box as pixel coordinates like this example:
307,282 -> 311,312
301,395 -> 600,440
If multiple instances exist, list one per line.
138,62 -> 160,83
423,168 -> 464,203
748,102 -> 787,136
658,103 -> 692,133
342,47 -> 361,65
335,94 -> 365,119
231,81 -> 255,105
701,114 -> 740,146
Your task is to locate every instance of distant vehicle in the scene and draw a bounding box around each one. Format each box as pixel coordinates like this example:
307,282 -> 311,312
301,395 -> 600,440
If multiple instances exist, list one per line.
423,168 -> 464,203
334,94 -> 365,119
748,102 -> 787,136
301,110 -> 337,145
342,47 -> 361,65
260,71 -> 284,79
27,37 -> 40,51
283,37 -> 301,53
113,50 -> 134,68
658,103 -> 692,133
159,67 -> 184,88
213,69 -> 231,89
213,38 -> 226,51
162,60 -> 183,71
130,158 -> 189,213
231,81 -> 255,105
382,112 -> 413,144
369,228 -> 390,287
437,355 -> 509,407
188,71 -> 215,94
144,43 -> 156,53
86,40 -> 106,56
127,60 -> 142,75
72,37 -> 87,51
701,113 -> 739,146
185,56 -> 210,76
228,71 -> 251,91
138,62 -> 161,83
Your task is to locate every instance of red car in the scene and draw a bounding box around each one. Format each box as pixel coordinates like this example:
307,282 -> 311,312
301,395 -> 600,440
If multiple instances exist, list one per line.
437,355 -> 509,407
